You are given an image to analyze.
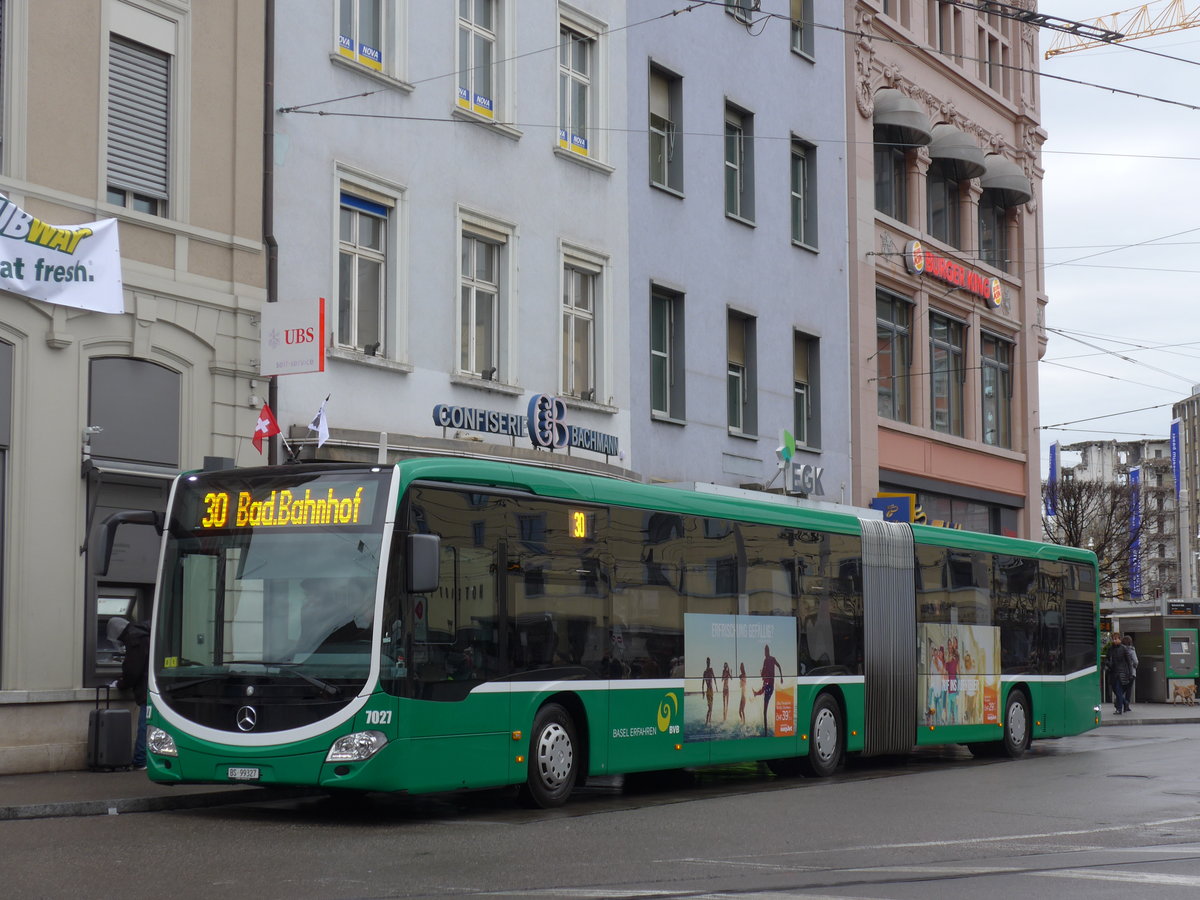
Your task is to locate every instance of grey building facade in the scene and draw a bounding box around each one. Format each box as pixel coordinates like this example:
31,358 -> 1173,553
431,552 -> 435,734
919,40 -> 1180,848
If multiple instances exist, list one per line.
625,1 -> 851,495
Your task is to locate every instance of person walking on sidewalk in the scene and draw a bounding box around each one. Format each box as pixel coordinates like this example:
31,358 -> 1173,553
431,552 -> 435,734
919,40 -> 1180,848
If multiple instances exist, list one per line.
107,616 -> 150,769
1122,634 -> 1139,712
1105,632 -> 1133,716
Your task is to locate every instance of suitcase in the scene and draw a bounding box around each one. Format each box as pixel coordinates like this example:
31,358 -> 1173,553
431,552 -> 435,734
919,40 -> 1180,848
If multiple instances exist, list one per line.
87,686 -> 133,770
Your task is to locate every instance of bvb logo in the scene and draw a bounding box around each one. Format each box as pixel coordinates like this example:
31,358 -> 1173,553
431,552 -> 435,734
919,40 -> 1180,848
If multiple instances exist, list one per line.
657,692 -> 680,734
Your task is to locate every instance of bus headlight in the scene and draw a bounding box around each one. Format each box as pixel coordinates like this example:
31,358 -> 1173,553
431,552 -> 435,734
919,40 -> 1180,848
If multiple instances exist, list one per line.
326,730 -> 387,762
147,726 -> 178,757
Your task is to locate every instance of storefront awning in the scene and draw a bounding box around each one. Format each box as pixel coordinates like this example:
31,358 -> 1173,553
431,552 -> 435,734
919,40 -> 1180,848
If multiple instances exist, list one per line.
927,124 -> 987,181
980,154 -> 1033,207
872,89 -> 933,147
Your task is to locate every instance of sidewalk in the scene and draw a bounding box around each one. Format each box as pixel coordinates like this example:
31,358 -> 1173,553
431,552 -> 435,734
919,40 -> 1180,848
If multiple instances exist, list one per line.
1097,697 -> 1200,727
0,768 -> 317,821
3,702 -> 1198,821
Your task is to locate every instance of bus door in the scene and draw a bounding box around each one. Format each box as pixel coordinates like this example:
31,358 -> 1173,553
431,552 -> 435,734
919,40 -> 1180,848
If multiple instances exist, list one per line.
402,538 -> 511,791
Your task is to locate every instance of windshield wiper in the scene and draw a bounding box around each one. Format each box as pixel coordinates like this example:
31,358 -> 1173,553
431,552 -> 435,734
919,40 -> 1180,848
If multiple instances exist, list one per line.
223,660 -> 343,699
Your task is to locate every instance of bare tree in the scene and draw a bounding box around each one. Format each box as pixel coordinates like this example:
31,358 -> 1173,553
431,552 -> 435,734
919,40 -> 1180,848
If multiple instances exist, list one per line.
1041,478 -> 1150,599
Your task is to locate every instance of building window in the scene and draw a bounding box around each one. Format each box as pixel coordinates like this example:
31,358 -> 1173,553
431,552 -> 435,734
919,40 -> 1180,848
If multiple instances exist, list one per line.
880,0 -> 911,29
790,0 -> 814,57
727,310 -> 756,434
337,0 -> 393,74
459,229 -> 504,380
725,104 -> 754,221
876,291 -> 911,423
979,193 -> 1008,271
977,9 -> 1012,98
338,193 -> 388,354
794,331 -> 819,447
727,0 -> 754,24
928,1 -> 962,62
558,18 -> 597,159
930,312 -> 965,436
790,138 -> 816,247
457,0 -> 499,118
107,36 -> 170,216
562,249 -> 606,401
981,333 -> 1012,448
873,131 -> 907,221
651,286 -> 685,419
649,65 -> 682,192
927,161 -> 960,246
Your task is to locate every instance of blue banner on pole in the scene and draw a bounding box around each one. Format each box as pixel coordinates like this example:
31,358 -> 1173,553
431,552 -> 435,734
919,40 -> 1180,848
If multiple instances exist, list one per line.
1045,441 -> 1058,516
1171,419 -> 1181,500
1129,467 -> 1143,600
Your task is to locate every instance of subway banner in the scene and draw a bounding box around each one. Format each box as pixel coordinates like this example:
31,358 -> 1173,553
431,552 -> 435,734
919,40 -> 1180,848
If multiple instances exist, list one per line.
0,195 -> 124,314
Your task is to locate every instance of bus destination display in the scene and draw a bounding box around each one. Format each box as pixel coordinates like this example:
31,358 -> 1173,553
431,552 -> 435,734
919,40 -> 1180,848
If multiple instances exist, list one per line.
198,484 -> 375,529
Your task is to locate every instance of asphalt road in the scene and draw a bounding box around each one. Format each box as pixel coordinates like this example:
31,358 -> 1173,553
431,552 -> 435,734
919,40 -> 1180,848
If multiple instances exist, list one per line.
4,724 -> 1200,899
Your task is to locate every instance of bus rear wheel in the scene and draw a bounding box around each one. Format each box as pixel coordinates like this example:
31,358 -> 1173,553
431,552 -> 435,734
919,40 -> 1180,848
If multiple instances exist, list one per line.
518,703 -> 579,809
798,693 -> 843,778
1000,690 -> 1030,759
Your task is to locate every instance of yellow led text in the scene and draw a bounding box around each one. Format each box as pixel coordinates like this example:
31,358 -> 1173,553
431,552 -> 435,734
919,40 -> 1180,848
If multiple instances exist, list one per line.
234,487 -> 364,527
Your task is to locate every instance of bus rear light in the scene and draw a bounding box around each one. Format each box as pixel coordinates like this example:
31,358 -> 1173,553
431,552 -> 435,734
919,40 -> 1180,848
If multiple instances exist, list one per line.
148,726 -> 178,757
326,730 -> 387,762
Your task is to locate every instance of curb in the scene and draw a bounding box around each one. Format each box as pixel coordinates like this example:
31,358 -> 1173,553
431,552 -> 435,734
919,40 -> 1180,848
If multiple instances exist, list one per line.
0,786 -> 320,822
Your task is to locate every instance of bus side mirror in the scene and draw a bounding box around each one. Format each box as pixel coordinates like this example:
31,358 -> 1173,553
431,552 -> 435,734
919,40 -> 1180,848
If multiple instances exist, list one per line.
407,534 -> 440,593
95,510 -> 164,577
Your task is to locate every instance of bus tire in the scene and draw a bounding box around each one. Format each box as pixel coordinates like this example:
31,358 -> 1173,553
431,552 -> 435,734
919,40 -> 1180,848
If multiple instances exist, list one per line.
1000,690 -> 1031,759
518,703 -> 579,809
799,693 -> 843,778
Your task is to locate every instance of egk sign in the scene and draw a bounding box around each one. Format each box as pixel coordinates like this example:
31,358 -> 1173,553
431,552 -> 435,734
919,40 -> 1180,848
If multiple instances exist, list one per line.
905,241 -> 1001,309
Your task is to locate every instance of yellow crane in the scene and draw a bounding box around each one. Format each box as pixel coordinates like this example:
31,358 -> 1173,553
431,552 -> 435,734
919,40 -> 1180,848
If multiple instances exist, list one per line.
1044,0 -> 1200,57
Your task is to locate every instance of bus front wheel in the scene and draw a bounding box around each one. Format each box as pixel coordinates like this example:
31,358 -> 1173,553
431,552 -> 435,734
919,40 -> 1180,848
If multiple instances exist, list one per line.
799,693 -> 843,778
518,703 -> 579,808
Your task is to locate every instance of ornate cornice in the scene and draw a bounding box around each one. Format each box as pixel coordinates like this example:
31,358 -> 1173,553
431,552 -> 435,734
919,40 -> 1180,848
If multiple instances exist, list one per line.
853,7 -> 1042,184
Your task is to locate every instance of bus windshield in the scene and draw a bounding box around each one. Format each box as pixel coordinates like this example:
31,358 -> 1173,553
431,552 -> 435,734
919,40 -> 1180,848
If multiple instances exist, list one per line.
153,467 -> 390,721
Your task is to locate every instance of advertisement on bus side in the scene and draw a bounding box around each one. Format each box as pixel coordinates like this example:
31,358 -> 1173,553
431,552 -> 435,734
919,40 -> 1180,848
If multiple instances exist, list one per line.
683,613 -> 797,741
918,623 -> 1001,727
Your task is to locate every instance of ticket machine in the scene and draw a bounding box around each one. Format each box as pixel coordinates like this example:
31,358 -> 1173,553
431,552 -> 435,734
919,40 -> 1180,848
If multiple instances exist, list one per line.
1164,627 -> 1199,680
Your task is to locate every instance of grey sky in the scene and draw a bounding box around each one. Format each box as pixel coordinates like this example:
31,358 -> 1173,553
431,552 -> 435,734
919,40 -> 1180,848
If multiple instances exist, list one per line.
1036,0 -> 1200,473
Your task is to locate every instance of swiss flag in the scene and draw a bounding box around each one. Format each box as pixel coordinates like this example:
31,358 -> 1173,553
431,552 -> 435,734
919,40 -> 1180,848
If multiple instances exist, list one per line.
252,403 -> 281,454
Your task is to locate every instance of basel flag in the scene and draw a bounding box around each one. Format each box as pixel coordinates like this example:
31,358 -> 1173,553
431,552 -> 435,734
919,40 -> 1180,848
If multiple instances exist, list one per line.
252,403 -> 281,453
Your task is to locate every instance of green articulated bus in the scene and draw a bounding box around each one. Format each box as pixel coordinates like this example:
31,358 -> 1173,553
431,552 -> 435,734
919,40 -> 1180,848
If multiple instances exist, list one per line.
142,458 -> 1101,807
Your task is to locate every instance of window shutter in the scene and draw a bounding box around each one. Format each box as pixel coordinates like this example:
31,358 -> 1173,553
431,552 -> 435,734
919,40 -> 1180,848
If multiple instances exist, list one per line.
794,334 -> 809,382
649,72 -> 670,120
107,36 -> 170,200
727,314 -> 746,366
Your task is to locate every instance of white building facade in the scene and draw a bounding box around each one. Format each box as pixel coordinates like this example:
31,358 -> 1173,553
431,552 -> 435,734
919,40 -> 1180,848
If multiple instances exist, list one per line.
270,1 -> 632,478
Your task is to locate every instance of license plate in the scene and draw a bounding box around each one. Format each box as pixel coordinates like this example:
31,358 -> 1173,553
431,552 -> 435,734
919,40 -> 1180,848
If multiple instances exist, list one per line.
227,766 -> 260,781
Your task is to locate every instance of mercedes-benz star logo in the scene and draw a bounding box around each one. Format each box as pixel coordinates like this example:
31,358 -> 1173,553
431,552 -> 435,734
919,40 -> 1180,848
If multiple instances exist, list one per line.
236,706 -> 258,732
